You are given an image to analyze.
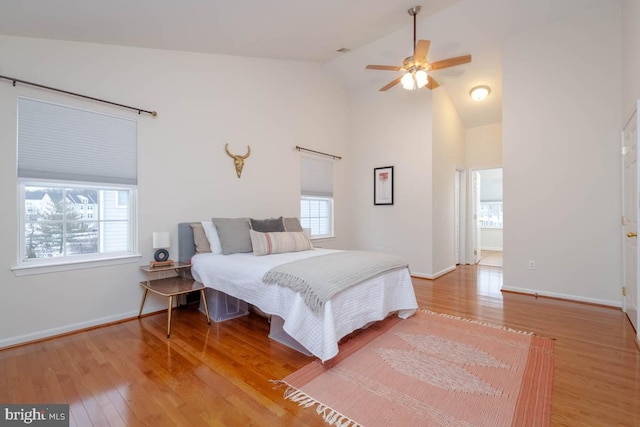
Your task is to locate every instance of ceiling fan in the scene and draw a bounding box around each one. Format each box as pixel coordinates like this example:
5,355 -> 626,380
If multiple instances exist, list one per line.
366,5 -> 472,92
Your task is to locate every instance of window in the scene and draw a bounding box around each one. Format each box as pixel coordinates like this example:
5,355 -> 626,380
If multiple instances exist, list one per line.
22,184 -> 134,259
479,201 -> 503,228
300,196 -> 333,238
16,97 -> 138,269
300,155 -> 334,239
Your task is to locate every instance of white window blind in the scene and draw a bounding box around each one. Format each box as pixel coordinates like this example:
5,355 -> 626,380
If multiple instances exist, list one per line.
301,155 -> 333,197
17,97 -> 138,185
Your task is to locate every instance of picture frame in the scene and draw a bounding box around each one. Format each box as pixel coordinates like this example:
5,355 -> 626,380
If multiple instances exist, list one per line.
374,166 -> 394,205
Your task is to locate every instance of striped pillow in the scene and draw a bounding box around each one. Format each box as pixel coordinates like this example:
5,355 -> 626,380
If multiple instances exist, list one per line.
249,230 -> 313,256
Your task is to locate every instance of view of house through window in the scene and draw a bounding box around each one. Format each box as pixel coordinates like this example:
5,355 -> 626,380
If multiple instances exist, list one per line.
23,185 -> 131,259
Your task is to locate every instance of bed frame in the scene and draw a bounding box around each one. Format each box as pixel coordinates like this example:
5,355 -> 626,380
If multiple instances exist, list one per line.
177,222 -> 312,356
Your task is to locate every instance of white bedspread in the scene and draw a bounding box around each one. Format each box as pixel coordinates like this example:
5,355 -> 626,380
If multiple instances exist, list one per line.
191,248 -> 418,362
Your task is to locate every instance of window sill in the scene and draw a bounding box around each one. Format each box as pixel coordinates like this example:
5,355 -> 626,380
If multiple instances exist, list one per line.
311,235 -> 335,242
11,254 -> 142,276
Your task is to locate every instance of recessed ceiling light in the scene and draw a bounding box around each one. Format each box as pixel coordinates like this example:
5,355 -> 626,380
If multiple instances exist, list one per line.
470,85 -> 491,101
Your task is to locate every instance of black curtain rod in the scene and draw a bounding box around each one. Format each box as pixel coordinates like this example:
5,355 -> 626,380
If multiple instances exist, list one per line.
0,74 -> 157,117
295,145 -> 342,160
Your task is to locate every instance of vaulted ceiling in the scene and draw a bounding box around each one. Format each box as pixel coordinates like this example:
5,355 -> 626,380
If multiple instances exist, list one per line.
0,0 -> 611,128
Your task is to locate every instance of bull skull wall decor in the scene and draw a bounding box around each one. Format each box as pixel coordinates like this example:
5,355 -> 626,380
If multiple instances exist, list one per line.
225,143 -> 251,178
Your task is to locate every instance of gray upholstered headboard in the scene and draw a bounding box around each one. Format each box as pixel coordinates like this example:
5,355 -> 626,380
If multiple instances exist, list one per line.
178,223 -> 196,263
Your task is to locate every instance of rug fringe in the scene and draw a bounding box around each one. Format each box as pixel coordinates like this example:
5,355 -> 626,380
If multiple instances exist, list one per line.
418,309 -> 536,335
279,384 -> 362,427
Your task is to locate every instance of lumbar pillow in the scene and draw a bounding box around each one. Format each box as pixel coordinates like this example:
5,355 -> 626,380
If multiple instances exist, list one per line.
212,218 -> 253,255
249,230 -> 313,256
201,220 -> 223,254
250,217 -> 285,233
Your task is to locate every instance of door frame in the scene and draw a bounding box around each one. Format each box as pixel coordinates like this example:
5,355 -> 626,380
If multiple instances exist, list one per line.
455,169 -> 466,265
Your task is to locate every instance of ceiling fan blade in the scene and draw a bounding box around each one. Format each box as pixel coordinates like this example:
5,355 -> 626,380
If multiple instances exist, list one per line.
366,65 -> 402,71
414,40 -> 431,63
429,55 -> 472,70
380,76 -> 402,91
426,76 -> 439,90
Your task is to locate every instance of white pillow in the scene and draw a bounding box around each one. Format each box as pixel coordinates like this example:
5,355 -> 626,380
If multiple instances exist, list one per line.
302,228 -> 312,239
249,230 -> 313,256
201,220 -> 223,254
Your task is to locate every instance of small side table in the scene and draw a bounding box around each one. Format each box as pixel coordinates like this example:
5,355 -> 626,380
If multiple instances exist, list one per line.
139,263 -> 211,338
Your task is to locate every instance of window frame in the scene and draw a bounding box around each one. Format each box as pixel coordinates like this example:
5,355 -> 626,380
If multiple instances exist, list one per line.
13,179 -> 140,275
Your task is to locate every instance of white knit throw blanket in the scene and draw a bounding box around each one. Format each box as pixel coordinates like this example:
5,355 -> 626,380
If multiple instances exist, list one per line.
262,251 -> 408,314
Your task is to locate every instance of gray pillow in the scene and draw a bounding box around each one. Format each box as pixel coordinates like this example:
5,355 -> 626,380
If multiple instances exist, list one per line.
250,217 -> 285,232
212,218 -> 252,255
283,217 -> 303,232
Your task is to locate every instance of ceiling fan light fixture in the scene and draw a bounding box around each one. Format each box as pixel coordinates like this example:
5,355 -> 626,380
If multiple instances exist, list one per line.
401,72 -> 416,90
415,69 -> 428,88
470,85 -> 491,101
401,69 -> 428,91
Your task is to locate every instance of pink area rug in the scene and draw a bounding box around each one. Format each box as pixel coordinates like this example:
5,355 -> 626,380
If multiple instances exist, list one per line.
278,310 -> 554,426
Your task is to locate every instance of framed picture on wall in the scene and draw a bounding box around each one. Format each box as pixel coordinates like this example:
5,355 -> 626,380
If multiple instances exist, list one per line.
374,166 -> 394,205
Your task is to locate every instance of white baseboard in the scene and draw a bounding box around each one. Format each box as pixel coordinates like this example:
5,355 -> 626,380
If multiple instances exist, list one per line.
501,285 -> 621,308
0,306 -> 163,350
412,265 -> 456,280
481,247 -> 503,252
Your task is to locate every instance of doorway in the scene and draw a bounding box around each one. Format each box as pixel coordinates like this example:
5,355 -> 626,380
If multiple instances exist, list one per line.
471,168 -> 503,267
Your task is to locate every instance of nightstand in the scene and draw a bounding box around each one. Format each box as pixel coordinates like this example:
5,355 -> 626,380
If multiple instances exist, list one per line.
139,262 -> 211,338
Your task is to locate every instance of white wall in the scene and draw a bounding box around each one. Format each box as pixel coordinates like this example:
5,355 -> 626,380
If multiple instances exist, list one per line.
466,123 -> 502,169
502,3 -> 622,305
0,35 -> 350,347
622,0 -> 640,121
481,229 -> 503,251
431,89 -> 466,276
348,87 -> 433,276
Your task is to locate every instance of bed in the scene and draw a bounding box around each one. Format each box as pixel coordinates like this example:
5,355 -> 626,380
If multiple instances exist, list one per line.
178,221 -> 418,362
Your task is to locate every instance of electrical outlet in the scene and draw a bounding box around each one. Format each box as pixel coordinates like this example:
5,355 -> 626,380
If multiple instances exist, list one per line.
528,261 -> 536,270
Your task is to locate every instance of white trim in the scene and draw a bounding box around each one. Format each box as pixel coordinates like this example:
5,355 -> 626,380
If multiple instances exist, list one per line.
411,265 -> 457,280
501,285 -> 621,308
0,307 -> 161,350
11,254 -> 141,276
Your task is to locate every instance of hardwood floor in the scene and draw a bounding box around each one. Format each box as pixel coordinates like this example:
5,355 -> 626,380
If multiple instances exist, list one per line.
477,249 -> 503,267
1,265 -> 639,426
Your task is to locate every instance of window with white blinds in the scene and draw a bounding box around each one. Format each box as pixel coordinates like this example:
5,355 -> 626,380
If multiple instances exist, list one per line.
16,98 -> 138,269
17,97 -> 137,184
300,155 -> 334,238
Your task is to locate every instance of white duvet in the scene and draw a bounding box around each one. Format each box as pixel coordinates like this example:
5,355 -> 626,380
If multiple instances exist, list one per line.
191,248 -> 418,362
